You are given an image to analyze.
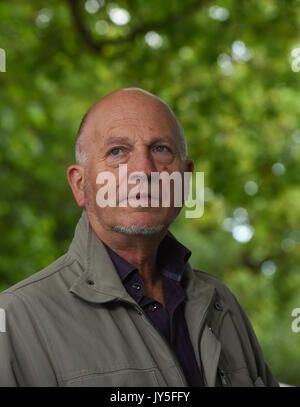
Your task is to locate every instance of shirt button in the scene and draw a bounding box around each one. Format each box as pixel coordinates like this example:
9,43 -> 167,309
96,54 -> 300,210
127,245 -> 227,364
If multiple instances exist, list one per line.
150,303 -> 159,312
132,283 -> 141,291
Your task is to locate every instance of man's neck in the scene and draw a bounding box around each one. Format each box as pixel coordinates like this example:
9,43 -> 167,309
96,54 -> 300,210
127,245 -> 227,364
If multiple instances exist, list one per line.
87,213 -> 168,287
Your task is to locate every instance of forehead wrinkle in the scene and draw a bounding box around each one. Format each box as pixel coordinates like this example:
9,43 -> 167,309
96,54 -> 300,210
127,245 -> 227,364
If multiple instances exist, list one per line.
95,106 -> 172,135
103,135 -> 177,149
104,119 -> 180,151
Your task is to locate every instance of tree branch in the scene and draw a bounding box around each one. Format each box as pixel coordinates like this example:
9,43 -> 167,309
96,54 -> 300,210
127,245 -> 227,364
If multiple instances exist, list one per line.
67,0 -> 212,53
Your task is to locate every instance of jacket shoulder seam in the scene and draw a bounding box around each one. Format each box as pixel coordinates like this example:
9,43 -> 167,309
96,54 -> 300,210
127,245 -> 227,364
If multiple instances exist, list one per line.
4,255 -> 77,294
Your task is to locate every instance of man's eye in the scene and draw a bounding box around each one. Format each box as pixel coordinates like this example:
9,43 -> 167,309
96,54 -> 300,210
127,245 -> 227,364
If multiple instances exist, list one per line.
110,147 -> 122,156
154,145 -> 170,153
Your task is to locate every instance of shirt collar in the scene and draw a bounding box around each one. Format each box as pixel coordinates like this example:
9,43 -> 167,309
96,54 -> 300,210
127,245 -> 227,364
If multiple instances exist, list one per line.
103,242 -> 137,282
103,230 -> 192,284
157,230 -> 192,282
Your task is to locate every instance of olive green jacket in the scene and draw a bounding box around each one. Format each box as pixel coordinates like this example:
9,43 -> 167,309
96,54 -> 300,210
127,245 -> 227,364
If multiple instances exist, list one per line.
0,210 -> 279,387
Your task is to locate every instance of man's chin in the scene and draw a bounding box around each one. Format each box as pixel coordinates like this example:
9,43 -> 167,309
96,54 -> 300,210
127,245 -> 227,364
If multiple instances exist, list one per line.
108,223 -> 166,236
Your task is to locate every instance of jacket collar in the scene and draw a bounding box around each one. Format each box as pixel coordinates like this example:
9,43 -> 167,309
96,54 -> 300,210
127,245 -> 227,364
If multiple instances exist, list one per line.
68,210 -> 136,305
68,210 -> 216,306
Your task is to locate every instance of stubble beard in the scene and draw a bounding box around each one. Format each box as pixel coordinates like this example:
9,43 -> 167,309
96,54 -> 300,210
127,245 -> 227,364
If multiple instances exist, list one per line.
108,223 -> 166,236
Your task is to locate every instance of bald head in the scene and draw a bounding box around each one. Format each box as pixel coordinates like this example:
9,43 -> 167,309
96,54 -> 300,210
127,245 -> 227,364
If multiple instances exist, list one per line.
75,88 -> 188,166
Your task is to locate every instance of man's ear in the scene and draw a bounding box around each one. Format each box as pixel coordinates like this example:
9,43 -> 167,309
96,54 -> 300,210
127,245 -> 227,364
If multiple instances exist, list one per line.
67,165 -> 85,207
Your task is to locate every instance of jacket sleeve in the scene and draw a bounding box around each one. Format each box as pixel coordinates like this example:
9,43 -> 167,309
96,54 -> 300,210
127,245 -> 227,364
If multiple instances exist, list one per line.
0,291 -> 57,386
226,288 -> 280,387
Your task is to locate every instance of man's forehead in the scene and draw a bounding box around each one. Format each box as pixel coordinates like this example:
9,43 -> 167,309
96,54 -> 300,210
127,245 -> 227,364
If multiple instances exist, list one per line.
78,89 -> 183,156
88,98 -> 178,138
90,92 -> 172,122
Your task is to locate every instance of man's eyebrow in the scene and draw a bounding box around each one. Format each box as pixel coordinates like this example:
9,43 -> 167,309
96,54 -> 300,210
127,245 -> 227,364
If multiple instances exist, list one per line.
103,136 -> 132,147
150,137 -> 176,145
103,136 -> 176,147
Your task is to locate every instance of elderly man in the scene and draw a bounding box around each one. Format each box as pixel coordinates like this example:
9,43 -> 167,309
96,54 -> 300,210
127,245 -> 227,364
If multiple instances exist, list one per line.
0,88 -> 278,387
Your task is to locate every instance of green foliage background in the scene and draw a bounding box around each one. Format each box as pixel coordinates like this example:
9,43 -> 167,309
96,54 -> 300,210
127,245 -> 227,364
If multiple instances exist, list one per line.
0,0 -> 300,386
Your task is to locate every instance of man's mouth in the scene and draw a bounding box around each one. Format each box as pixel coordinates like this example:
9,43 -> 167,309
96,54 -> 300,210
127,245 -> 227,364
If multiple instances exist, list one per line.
126,192 -> 159,202
117,191 -> 160,205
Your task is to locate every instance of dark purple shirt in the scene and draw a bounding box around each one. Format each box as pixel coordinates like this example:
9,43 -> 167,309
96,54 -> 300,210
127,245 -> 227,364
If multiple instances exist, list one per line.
102,231 -> 204,387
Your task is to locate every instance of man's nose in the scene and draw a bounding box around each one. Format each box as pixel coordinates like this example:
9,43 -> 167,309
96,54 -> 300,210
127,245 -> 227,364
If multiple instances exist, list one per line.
129,149 -> 157,177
